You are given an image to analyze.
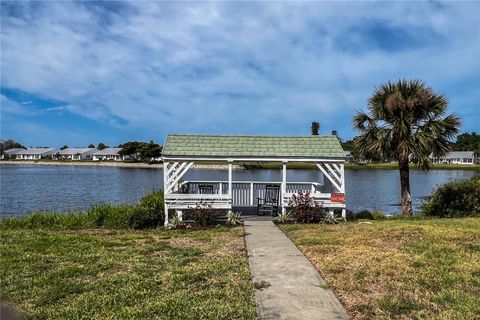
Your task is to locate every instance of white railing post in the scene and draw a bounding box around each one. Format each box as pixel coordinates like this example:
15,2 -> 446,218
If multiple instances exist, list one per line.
282,161 -> 287,214
228,160 -> 233,196
250,182 -> 254,206
219,182 -> 222,194
163,161 -> 169,226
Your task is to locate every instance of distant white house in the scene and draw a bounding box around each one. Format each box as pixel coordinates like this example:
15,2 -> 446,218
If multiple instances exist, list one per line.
344,151 -> 354,163
429,151 -> 477,165
14,148 -> 57,160
92,148 -> 124,161
1,148 -> 25,160
54,148 -> 95,160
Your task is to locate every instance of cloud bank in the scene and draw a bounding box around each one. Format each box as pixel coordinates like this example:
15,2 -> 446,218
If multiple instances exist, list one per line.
1,1 -> 479,146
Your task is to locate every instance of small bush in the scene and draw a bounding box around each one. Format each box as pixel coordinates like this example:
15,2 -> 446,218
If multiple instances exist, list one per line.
372,209 -> 387,220
355,210 -> 373,220
288,192 -> 323,223
86,203 -> 132,228
276,210 -> 293,224
226,211 -> 242,227
129,190 -> 165,229
421,177 -> 480,217
350,209 -> 386,221
191,202 -> 219,227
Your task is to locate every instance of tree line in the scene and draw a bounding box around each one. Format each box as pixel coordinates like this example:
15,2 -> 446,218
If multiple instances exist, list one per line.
0,139 -> 163,162
311,124 -> 479,157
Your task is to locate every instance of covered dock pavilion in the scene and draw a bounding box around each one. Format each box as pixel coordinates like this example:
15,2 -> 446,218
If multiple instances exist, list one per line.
161,134 -> 347,225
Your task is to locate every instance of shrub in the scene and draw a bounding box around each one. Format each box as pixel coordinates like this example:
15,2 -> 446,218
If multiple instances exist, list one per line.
86,203 -> 132,228
191,202 -> 219,227
421,177 -> 480,217
372,209 -> 387,220
288,192 -> 323,223
276,210 -> 293,224
226,211 -> 242,227
355,210 -> 373,220
128,190 -> 165,229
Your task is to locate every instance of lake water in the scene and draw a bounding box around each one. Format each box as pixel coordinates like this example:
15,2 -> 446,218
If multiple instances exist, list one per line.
0,164 -> 478,217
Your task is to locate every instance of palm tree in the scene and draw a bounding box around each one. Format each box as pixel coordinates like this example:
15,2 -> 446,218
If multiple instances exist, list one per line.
353,79 -> 461,216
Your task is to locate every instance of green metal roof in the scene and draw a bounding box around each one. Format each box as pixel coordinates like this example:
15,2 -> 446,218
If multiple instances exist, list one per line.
162,134 -> 345,159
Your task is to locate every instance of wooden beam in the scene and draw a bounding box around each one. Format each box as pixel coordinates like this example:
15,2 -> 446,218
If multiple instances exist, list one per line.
316,163 -> 342,193
228,161 -> 233,196
163,161 -> 169,226
167,161 -> 188,191
324,163 -> 341,183
282,162 -> 287,214
167,161 -> 194,193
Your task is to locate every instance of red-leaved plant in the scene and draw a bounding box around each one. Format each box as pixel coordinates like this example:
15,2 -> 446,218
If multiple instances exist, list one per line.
288,192 -> 322,223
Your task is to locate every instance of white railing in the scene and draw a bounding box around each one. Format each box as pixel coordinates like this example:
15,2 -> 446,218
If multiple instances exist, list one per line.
281,192 -> 344,208
165,193 -> 232,209
178,180 -> 324,207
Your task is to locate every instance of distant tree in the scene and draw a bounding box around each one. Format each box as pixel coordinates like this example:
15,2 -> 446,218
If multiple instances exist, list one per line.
353,79 -> 461,216
88,144 -> 95,148
453,132 -> 480,151
97,143 -> 108,150
0,139 -> 25,155
140,141 -> 162,161
311,121 -> 320,135
60,145 -> 69,150
118,141 -> 144,161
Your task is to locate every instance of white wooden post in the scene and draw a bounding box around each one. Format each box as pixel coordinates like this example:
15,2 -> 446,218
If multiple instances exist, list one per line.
219,182 -> 222,194
250,182 -> 254,205
228,160 -> 233,196
340,163 -> 346,220
163,161 -> 169,226
282,161 -> 287,214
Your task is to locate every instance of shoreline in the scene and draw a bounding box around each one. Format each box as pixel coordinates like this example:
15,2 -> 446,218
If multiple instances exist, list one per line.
1,160 -> 479,171
0,160 -> 240,170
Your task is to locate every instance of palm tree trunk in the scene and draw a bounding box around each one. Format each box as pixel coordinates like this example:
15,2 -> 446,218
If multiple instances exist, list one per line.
398,157 -> 413,216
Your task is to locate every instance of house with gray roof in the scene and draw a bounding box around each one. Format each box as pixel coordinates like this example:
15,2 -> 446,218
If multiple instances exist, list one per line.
54,148 -> 95,160
14,148 -> 57,160
92,148 -> 124,161
429,151 -> 478,165
1,148 -> 26,160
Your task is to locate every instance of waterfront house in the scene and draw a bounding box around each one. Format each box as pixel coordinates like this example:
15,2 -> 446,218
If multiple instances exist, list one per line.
92,148 -> 124,161
1,148 -> 25,160
14,148 -> 57,160
54,148 -> 95,160
429,151 -> 477,165
344,151 -> 354,163
162,134 -> 347,225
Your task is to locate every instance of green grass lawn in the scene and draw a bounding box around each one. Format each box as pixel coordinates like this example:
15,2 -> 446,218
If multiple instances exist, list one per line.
0,227 -> 256,320
279,218 -> 480,320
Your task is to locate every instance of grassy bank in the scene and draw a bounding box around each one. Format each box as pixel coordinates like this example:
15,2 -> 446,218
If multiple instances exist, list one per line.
0,227 -> 256,319
241,162 -> 480,170
279,217 -> 480,319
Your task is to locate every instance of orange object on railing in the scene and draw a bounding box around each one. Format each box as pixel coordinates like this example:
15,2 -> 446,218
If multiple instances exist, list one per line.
330,193 -> 345,203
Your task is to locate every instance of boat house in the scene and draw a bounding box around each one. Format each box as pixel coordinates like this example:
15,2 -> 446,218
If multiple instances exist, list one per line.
162,134 -> 347,225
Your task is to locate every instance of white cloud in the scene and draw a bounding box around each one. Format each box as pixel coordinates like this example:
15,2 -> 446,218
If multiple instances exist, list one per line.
1,1 -> 479,140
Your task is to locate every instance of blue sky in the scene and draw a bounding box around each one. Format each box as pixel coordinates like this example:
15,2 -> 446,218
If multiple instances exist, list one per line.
1,1 -> 479,147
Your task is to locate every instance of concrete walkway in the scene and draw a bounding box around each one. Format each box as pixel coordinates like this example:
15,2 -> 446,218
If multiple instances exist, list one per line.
244,220 -> 348,320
